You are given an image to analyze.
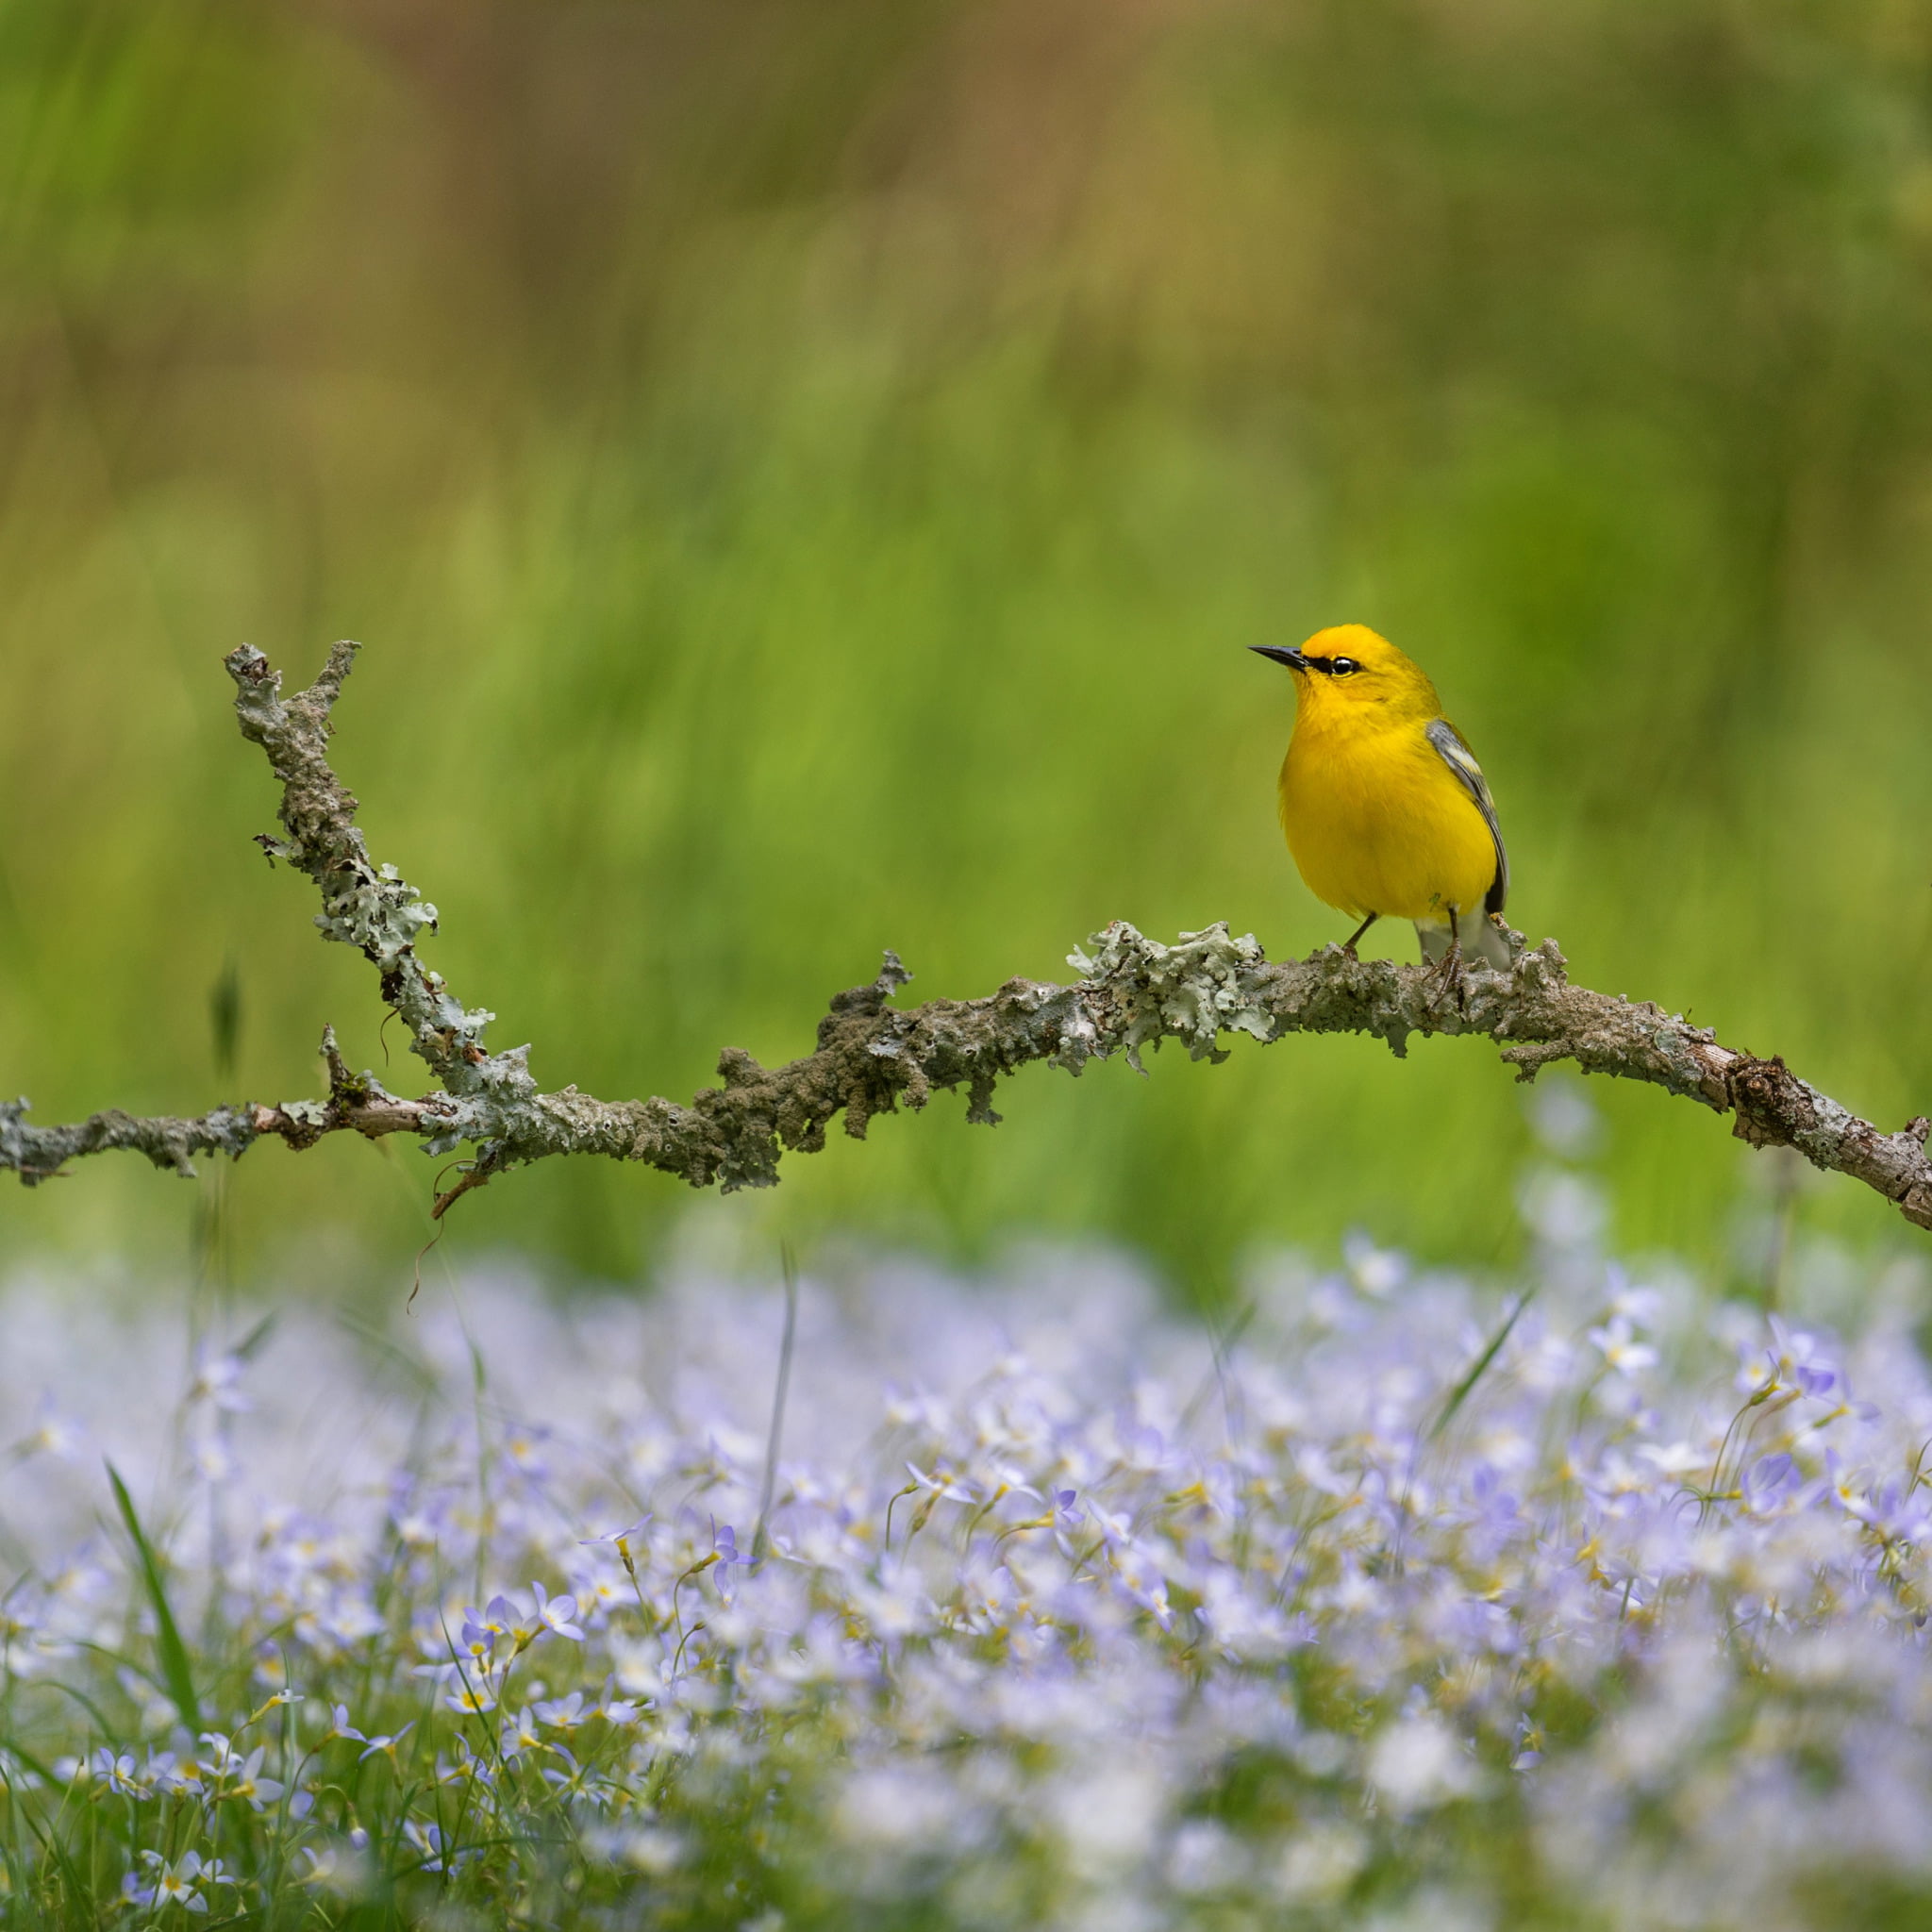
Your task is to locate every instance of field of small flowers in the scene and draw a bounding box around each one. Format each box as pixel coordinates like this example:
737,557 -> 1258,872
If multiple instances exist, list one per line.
5,1106 -> 1932,1929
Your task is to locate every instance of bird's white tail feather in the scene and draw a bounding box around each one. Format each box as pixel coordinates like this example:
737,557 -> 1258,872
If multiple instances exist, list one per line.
1415,908 -> 1511,971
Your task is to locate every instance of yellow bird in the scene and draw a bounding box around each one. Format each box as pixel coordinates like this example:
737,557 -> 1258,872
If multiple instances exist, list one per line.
1251,624 -> 1510,971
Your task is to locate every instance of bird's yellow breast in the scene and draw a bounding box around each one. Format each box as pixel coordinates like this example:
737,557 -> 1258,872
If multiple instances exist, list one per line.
1278,711 -> 1498,924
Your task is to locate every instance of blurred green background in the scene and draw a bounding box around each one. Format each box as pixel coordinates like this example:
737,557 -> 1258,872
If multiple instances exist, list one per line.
5,0 -> 1932,1290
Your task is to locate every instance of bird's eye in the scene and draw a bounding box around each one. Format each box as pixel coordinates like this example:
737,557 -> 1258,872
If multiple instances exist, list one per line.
1329,656 -> 1360,676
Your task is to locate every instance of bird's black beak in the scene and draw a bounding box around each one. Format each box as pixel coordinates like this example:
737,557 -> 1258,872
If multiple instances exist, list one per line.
1249,645 -> 1307,672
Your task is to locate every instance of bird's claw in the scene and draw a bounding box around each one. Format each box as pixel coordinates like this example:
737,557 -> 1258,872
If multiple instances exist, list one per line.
1424,940 -> 1469,1018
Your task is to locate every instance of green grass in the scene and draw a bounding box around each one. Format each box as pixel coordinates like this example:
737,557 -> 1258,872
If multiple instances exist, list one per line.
4,0 -> 1932,1287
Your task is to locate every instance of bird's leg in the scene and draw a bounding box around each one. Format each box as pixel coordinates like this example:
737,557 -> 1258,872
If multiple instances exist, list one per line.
1341,911 -> 1378,959
1424,908 -> 1468,1017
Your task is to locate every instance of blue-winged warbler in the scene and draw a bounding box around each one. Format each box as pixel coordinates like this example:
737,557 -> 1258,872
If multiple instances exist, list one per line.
1251,624 -> 1510,970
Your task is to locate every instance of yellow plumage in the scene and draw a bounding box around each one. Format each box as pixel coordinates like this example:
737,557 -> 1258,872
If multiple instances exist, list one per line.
1252,624 -> 1510,968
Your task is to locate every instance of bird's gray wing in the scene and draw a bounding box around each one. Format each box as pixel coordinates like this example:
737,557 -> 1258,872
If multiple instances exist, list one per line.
1425,717 -> 1508,917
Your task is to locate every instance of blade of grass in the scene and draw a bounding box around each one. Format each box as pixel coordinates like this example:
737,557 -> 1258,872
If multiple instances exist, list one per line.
0,1746 -> 91,1911
753,1242 -> 801,1561
1428,1291 -> 1534,1443
231,1309 -> 278,1362
21,1674 -> 118,1741
105,1461 -> 199,1732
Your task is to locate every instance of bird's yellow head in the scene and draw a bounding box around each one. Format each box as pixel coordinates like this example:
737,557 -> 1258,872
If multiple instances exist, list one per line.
1250,624 -> 1443,724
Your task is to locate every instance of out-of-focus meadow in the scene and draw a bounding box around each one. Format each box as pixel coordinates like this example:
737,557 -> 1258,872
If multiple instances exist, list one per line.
5,0 -> 1932,1289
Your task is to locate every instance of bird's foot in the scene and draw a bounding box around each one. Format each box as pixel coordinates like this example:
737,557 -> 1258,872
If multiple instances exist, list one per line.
1424,939 -> 1468,1018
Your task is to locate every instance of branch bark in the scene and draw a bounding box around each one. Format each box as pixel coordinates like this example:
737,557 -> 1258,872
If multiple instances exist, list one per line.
7,645 -> 1930,1233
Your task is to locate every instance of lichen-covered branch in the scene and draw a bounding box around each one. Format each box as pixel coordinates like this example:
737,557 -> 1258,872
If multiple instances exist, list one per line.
1,1026 -> 428,1185
7,645 -> 1931,1233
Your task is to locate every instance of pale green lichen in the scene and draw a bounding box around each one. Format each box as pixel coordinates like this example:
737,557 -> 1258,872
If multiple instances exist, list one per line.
1067,922 -> 1275,1072
314,860 -> 439,964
